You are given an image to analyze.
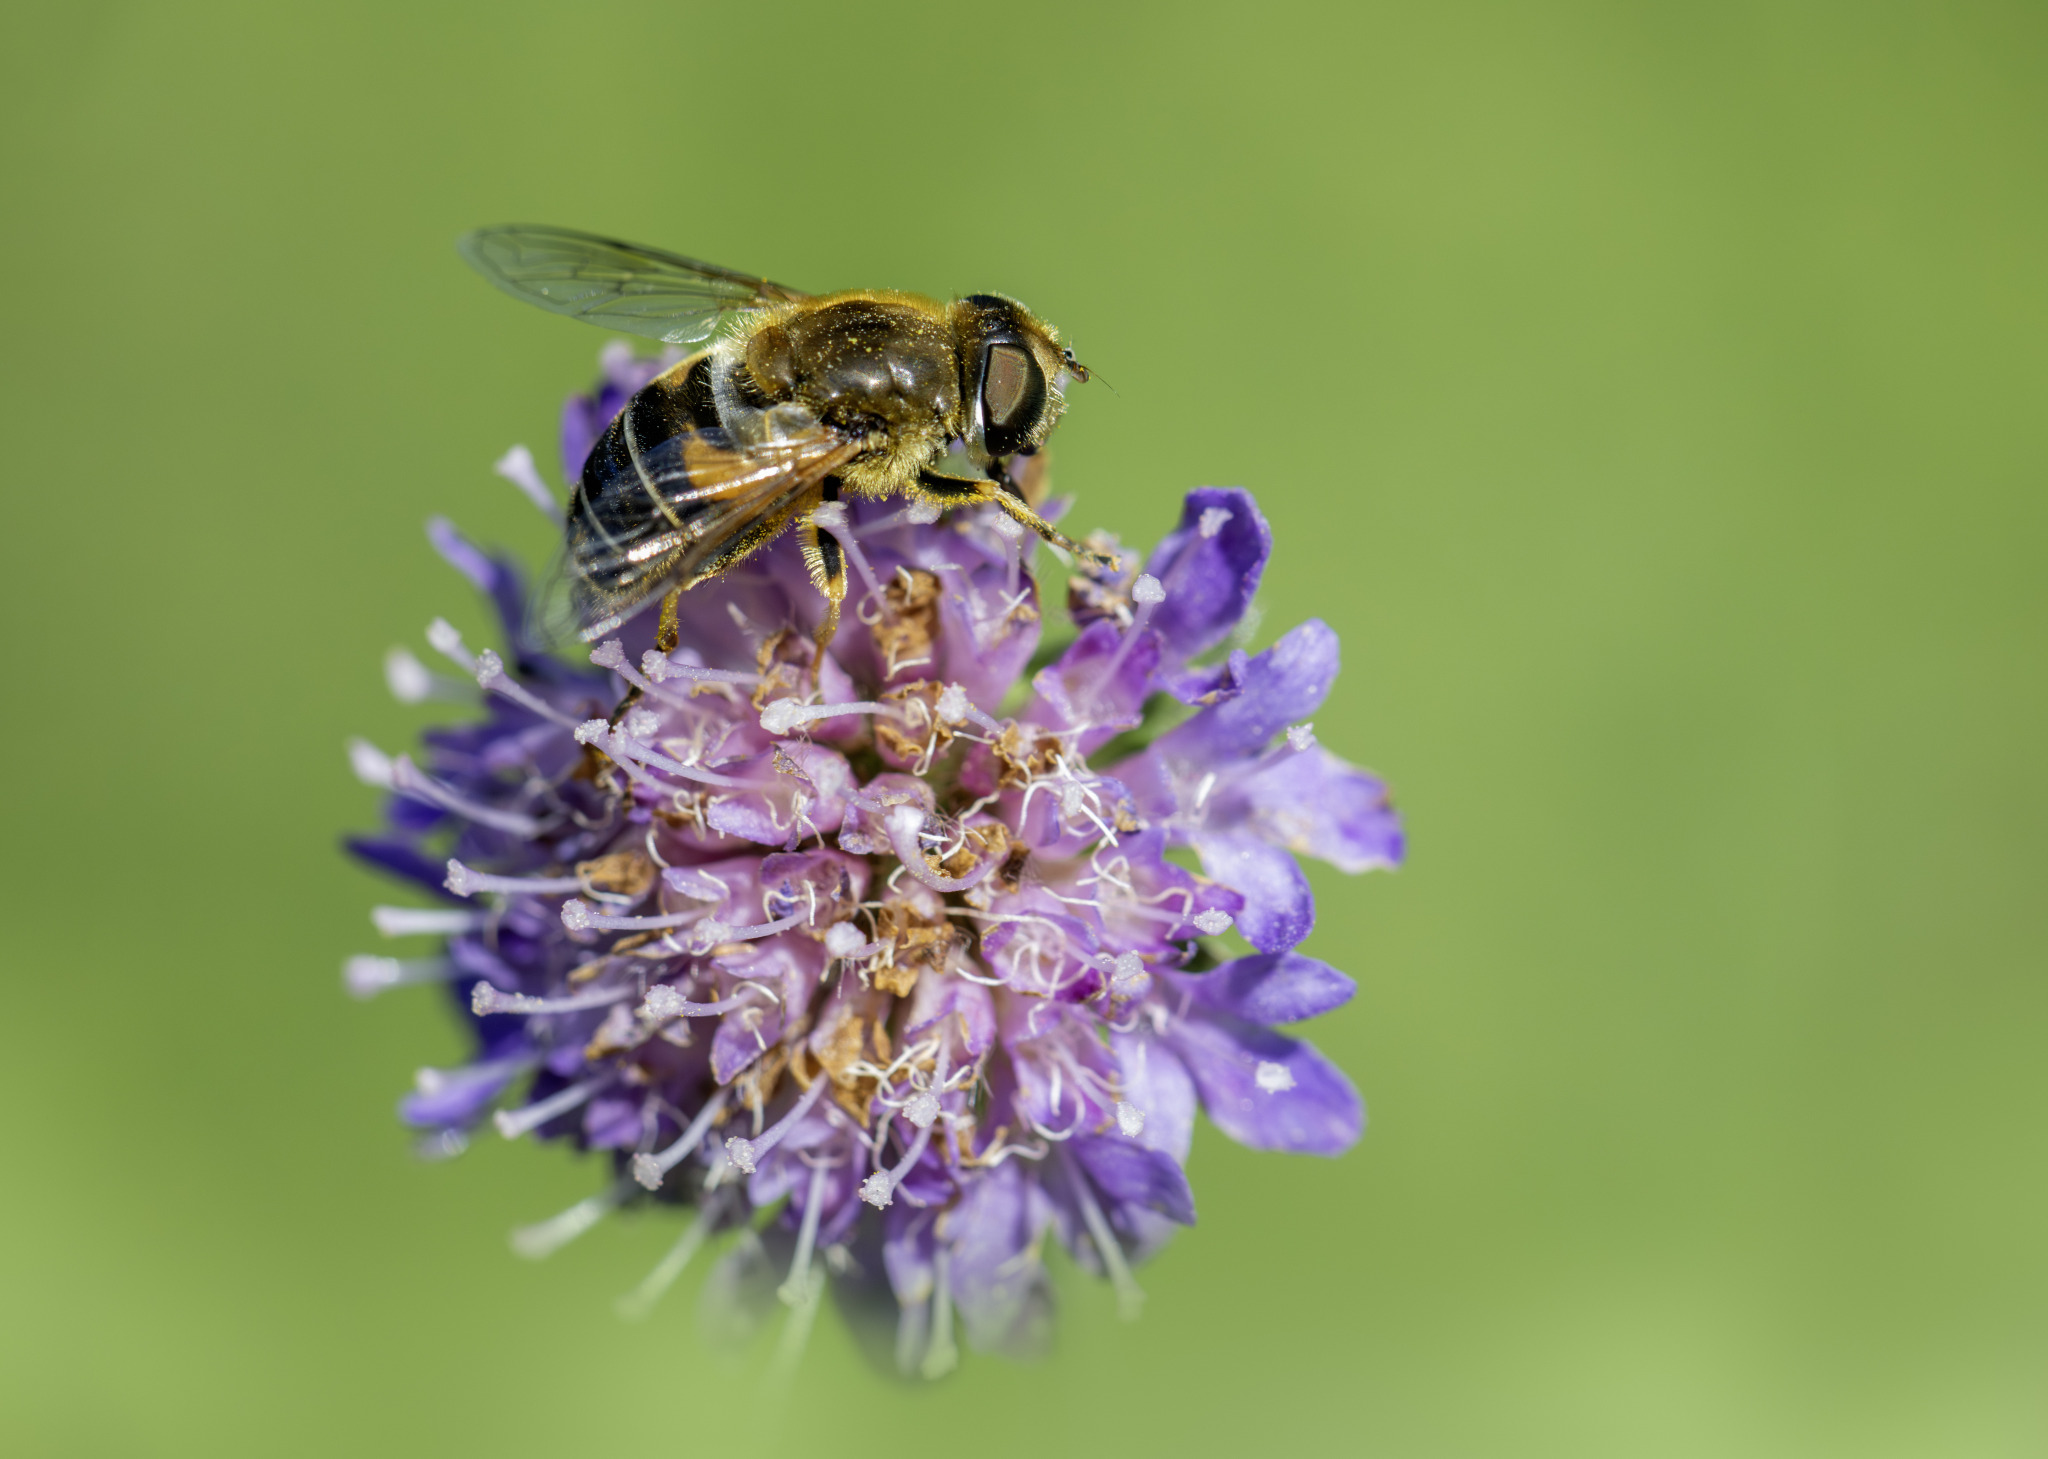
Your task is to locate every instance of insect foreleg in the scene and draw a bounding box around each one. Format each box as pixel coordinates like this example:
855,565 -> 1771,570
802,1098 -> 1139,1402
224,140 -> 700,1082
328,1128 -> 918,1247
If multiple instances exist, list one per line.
911,470 -> 1119,572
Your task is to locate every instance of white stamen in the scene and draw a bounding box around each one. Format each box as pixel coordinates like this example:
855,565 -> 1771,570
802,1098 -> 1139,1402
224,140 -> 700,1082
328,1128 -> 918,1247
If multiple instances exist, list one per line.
472,983 -> 634,1017
389,756 -> 544,836
347,737 -> 395,788
639,652 -> 760,687
444,859 -> 585,898
425,617 -> 476,673
1255,1060 -> 1297,1093
778,1161 -> 831,1306
723,1076 -> 827,1174
630,1089 -> 730,1190
1285,721 -> 1317,752
617,1191 -> 726,1318
472,649 -> 582,729
920,1246 -> 958,1379
1192,909 -> 1234,936
372,905 -> 485,938
934,683 -> 969,724
508,1181 -> 624,1259
637,985 -> 761,1022
412,1051 -> 535,1096
1130,573 -> 1166,606
1068,1154 -> 1145,1321
493,1073 -> 611,1141
343,954 -> 453,998
759,696 -> 899,736
856,1114 -> 937,1204
560,897 -> 710,934
989,511 -> 1025,541
1198,506 -> 1234,538
492,444 -> 559,517
1116,1101 -> 1146,1138
382,647 -> 446,704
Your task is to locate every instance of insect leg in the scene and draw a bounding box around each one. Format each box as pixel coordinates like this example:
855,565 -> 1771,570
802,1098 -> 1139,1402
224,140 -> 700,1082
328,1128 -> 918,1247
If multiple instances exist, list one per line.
798,506 -> 848,657
656,587 -> 683,653
912,470 -> 1120,572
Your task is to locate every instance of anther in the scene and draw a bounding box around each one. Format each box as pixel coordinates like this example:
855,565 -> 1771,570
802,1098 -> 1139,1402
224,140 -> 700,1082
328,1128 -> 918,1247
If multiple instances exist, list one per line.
1192,909 -> 1234,936
1107,951 -> 1150,1000
903,1090 -> 941,1129
723,1076 -> 827,1174
372,905 -> 486,937
343,954 -> 454,998
425,617 -> 476,673
492,444 -> 559,517
348,738 -> 395,789
1285,721 -> 1317,752
1131,573 -> 1166,606
1116,1101 -> 1146,1138
1198,506 -> 1234,538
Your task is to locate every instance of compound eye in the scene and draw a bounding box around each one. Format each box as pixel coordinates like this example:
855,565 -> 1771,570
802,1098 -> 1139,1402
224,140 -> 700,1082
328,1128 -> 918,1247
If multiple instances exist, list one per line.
982,343 -> 1038,429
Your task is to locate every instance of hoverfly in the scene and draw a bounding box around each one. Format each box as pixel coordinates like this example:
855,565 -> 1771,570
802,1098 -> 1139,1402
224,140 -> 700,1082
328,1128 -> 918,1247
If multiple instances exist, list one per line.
459,225 -> 1112,648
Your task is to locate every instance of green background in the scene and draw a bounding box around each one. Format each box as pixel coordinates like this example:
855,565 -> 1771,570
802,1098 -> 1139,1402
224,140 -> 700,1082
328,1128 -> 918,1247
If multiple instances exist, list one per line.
3,1 -> 2042,1453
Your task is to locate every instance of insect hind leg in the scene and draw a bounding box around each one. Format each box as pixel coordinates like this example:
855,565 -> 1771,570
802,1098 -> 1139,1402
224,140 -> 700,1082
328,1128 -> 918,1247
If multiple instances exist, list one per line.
911,470 -> 1119,572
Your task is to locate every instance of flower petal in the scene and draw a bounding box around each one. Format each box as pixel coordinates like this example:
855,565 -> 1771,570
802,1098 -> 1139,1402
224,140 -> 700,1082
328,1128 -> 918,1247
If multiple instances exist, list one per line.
1237,746 -> 1405,873
1193,831 -> 1315,952
1070,1134 -> 1197,1227
1175,950 -> 1357,1025
948,1162 -> 1055,1357
1142,487 -> 1271,663
1155,618 -> 1340,764
1167,1013 -> 1363,1155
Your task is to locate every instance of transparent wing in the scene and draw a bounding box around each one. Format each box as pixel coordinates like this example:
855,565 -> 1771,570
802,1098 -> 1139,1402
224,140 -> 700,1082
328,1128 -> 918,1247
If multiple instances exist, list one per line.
540,425 -> 863,644
458,225 -> 811,345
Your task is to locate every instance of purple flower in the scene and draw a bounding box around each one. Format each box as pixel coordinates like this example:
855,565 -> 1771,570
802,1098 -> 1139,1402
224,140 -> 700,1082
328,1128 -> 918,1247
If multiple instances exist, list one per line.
345,349 -> 1403,1376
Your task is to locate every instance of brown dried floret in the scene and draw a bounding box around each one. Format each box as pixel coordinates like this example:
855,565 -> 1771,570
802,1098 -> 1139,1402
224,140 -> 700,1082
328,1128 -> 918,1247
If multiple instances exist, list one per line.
870,568 -> 941,680
990,721 -> 1067,790
875,679 -> 954,768
870,893 -> 960,998
576,849 -> 657,898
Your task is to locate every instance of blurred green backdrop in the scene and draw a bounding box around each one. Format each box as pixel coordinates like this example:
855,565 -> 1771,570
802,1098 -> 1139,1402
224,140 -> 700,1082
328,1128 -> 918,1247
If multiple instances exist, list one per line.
3,1 -> 2043,1454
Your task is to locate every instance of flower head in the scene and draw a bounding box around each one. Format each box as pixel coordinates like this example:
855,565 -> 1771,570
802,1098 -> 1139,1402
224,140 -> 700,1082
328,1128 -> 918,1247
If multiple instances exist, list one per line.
346,353 -> 1403,1374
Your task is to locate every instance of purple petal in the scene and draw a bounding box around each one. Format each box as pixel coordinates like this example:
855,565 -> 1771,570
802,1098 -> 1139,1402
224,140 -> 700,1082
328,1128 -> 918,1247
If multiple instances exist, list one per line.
1175,951 -> 1357,1025
1155,618 -> 1340,764
948,1162 -> 1055,1356
1110,1028 -> 1199,1163
1026,618 -> 1159,753
1070,1135 -> 1196,1226
1143,487 -> 1271,663
1166,1013 -> 1363,1155
1193,832 -> 1314,952
1236,746 -> 1405,872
